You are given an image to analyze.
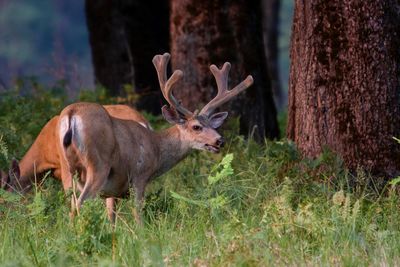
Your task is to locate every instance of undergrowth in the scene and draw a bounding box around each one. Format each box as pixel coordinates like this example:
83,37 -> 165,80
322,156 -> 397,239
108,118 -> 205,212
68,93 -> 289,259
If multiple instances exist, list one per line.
0,88 -> 400,266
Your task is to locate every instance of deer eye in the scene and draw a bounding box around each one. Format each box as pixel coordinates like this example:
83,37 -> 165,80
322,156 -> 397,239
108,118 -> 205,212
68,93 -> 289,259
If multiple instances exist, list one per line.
192,125 -> 202,131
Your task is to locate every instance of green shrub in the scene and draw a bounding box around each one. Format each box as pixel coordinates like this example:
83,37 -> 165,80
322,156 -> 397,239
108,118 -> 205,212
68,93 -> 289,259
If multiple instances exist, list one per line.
0,86 -> 399,266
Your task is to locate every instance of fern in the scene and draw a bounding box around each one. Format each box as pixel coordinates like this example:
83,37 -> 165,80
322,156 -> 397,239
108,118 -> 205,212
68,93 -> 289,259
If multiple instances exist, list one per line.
170,153 -> 234,210
208,153 -> 234,185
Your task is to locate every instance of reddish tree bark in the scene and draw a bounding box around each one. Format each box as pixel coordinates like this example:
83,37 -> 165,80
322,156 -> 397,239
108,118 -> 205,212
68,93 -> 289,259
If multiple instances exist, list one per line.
287,0 -> 400,177
170,0 -> 280,141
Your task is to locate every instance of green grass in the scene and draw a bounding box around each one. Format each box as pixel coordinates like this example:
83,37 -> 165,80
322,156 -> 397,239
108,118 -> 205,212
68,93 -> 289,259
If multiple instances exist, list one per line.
1,88 -> 400,266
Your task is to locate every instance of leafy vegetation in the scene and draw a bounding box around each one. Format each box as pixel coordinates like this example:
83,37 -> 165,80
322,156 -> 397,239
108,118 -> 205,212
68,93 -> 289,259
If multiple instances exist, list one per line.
0,88 -> 400,266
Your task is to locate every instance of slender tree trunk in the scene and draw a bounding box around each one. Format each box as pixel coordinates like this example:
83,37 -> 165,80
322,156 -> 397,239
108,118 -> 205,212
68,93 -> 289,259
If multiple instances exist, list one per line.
262,0 -> 285,110
85,0 -> 132,95
85,0 -> 169,114
287,0 -> 400,177
170,0 -> 280,141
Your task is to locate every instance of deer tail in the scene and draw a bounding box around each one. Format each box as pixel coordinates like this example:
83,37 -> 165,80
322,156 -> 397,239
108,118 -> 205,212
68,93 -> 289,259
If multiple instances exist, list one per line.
63,128 -> 73,147
60,112 -> 84,152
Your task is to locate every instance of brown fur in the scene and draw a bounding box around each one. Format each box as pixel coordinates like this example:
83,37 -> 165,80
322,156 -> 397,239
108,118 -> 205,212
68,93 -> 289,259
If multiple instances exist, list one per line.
2,104 -> 150,193
2,52 -> 252,225
58,102 -> 224,222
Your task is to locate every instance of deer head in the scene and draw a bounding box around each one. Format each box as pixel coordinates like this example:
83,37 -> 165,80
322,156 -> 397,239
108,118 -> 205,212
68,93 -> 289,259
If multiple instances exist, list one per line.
0,169 -> 8,189
152,53 -> 253,153
0,159 -> 20,192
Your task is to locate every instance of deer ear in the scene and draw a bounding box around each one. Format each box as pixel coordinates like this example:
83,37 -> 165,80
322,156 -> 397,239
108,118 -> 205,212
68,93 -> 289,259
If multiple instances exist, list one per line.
161,105 -> 186,125
9,159 -> 20,180
209,112 -> 228,129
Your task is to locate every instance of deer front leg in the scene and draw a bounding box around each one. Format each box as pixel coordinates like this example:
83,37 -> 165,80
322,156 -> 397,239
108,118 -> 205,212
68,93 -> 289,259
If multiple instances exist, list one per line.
59,160 -> 77,219
53,168 -> 62,180
132,179 -> 147,225
106,197 -> 117,224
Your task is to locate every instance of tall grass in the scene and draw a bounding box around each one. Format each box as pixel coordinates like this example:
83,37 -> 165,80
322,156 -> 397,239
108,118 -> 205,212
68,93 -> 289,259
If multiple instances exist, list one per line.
1,88 -> 400,266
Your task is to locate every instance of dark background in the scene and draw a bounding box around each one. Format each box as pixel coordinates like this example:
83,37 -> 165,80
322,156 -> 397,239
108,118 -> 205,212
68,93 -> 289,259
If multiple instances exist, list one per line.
0,0 -> 293,94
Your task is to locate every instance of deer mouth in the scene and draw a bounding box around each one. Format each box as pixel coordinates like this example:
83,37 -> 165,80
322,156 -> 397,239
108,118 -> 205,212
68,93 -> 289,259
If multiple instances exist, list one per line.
205,144 -> 220,153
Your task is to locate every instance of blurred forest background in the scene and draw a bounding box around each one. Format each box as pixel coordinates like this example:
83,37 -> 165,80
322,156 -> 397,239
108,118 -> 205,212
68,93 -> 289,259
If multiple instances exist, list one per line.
0,0 -> 292,97
0,0 -> 93,90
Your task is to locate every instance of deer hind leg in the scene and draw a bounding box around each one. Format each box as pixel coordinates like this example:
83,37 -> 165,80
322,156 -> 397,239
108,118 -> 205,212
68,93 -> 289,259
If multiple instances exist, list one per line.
75,164 -> 110,215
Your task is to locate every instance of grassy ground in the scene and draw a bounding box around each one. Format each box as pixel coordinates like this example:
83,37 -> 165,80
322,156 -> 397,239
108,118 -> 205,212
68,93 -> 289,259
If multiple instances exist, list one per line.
1,89 -> 400,266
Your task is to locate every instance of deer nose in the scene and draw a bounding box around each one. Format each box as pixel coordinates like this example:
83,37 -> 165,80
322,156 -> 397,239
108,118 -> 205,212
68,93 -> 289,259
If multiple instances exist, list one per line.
216,137 -> 224,147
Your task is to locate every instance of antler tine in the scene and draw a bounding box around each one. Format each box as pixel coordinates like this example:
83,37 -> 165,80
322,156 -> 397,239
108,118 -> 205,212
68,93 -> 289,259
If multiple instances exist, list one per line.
199,62 -> 254,117
152,53 -> 193,116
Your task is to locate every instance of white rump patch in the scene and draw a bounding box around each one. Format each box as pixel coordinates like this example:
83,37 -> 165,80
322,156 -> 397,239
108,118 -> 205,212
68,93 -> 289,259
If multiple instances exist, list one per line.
59,116 -> 70,145
71,116 -> 85,152
59,115 -> 85,152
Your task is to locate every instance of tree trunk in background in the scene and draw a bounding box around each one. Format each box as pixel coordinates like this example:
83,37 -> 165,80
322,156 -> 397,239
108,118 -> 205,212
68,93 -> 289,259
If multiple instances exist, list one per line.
287,0 -> 400,177
262,0 -> 285,110
170,0 -> 280,141
85,0 -> 133,95
85,0 -> 169,114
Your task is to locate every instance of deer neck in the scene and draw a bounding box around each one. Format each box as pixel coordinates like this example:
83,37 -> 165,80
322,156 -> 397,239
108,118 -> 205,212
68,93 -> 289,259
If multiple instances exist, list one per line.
155,125 -> 191,175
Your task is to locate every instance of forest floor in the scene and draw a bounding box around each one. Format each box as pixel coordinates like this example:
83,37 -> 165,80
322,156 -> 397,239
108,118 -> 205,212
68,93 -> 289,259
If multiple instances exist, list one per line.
0,87 -> 399,266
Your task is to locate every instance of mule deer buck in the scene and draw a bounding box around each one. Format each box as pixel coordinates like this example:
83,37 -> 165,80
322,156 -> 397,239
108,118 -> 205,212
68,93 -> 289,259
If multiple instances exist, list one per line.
4,53 -> 253,223
1,105 -> 151,193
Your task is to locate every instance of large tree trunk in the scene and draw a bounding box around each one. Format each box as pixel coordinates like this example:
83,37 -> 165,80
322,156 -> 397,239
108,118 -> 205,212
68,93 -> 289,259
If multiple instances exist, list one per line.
85,0 -> 169,114
262,0 -> 285,110
287,0 -> 400,177
170,0 -> 280,141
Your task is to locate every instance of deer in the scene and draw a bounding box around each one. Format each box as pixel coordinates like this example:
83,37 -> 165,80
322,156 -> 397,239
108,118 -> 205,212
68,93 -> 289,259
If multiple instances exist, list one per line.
6,53 -> 254,223
0,105 -> 151,194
